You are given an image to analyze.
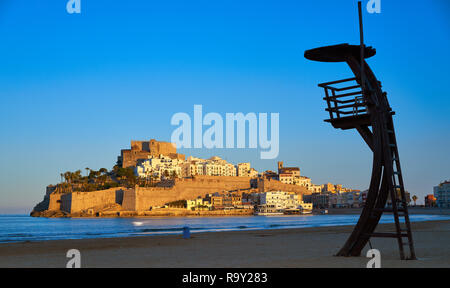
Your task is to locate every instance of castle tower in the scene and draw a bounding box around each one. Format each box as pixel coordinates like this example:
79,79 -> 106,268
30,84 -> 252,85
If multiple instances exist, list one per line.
277,161 -> 283,174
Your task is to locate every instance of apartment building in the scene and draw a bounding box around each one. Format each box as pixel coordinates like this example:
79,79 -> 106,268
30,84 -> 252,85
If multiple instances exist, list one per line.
135,155 -> 183,180
237,163 -> 251,177
434,181 -> 450,208
279,173 -> 294,185
182,156 -> 237,177
303,192 -> 330,209
258,191 -> 300,210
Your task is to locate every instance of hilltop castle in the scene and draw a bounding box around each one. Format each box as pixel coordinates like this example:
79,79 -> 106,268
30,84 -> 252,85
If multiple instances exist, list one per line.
118,139 -> 185,168
31,139 -> 314,217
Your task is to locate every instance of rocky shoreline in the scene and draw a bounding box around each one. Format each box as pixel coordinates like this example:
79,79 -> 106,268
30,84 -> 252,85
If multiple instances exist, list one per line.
30,208 -> 254,218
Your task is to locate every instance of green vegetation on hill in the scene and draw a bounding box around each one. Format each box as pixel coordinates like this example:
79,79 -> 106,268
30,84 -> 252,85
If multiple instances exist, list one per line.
56,168 -> 120,193
165,200 -> 187,208
55,163 -> 173,193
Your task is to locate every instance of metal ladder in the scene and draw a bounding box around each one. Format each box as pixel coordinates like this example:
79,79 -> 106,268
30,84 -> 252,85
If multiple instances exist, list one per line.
371,115 -> 416,260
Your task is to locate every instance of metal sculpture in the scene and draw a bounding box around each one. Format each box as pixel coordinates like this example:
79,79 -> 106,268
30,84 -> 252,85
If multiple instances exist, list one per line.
304,2 -> 416,260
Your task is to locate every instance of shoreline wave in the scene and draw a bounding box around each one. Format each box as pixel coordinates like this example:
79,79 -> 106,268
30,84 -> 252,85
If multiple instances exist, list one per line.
1,214 -> 449,243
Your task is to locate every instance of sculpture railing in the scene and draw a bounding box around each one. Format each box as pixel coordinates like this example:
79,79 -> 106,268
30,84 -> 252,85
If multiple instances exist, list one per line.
318,77 -> 367,120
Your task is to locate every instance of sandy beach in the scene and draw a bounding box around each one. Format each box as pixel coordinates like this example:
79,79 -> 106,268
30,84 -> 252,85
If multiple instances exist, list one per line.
0,219 -> 449,268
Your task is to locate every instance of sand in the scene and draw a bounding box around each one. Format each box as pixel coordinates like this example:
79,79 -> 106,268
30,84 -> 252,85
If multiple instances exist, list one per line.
0,220 -> 449,268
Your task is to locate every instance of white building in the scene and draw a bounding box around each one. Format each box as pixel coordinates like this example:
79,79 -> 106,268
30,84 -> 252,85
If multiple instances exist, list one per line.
298,201 -> 313,211
204,156 -> 236,176
237,163 -> 251,177
182,157 -> 205,177
329,191 -> 362,208
279,173 -> 294,185
135,155 -> 183,180
248,168 -> 259,178
258,191 -> 300,210
295,176 -> 311,187
183,156 -> 237,177
290,176 -> 322,193
434,181 -> 450,208
308,184 -> 322,193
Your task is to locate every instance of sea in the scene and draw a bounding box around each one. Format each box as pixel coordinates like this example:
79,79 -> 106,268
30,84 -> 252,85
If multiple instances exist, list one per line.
1,214 -> 449,243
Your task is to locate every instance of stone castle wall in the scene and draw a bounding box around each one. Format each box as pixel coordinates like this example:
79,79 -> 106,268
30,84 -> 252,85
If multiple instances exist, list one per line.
123,176 -> 253,211
48,193 -> 62,211
59,188 -> 126,213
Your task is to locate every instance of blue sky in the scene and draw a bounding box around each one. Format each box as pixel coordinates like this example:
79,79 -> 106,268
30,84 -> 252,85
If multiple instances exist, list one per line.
0,0 -> 449,213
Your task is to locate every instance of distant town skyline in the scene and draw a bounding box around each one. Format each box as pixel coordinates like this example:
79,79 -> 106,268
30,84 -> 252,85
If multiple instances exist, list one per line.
1,0 -> 449,213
